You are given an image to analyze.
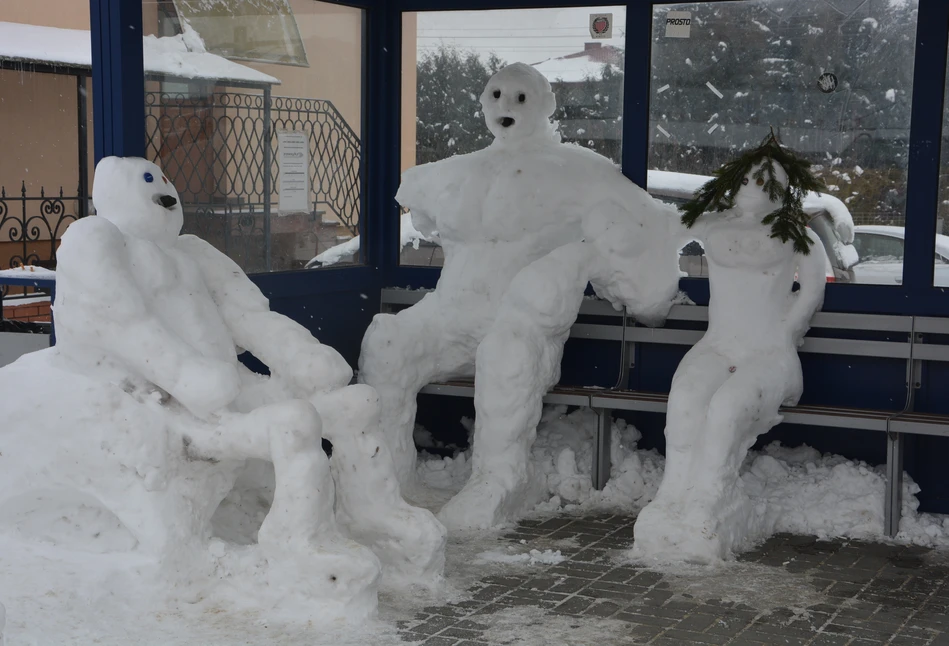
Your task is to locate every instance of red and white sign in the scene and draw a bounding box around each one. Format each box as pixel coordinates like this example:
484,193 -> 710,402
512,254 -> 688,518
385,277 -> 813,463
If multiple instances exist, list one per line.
589,13 -> 612,39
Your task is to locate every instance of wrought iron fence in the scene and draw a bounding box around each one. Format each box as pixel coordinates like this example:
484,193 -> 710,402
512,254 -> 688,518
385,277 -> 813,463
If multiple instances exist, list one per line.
144,91 -> 361,259
0,182 -> 83,270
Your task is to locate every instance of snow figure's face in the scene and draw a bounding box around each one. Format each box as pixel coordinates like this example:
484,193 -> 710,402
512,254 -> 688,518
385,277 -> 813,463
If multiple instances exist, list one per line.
480,63 -> 557,145
732,161 -> 789,216
92,157 -> 183,246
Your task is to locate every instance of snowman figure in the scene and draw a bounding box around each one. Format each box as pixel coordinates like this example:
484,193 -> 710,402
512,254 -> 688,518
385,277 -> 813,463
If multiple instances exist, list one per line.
360,63 -> 682,493
438,200 -> 682,528
632,146 -> 842,563
0,157 -> 445,615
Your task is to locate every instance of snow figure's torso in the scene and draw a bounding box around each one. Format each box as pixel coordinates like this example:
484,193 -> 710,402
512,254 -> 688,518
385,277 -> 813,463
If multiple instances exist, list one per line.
399,141 -> 622,310
703,212 -> 799,356
130,237 -> 238,363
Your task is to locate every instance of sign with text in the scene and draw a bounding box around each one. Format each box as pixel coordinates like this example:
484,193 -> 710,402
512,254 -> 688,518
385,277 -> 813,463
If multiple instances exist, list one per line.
665,11 -> 692,38
589,13 -> 612,39
277,130 -> 309,214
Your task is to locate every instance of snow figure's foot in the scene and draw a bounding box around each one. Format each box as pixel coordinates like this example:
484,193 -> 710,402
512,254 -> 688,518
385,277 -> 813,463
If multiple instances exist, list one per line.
632,489 -> 753,564
438,469 -> 544,530
258,530 -> 382,621
319,386 -> 447,585
256,402 -> 382,614
339,498 -> 446,587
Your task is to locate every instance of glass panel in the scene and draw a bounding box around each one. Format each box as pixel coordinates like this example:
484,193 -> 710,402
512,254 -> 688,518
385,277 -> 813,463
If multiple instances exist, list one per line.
399,6 -> 627,267
935,45 -> 949,288
172,0 -> 308,66
143,0 -> 364,273
0,7 -> 93,325
648,0 -> 918,284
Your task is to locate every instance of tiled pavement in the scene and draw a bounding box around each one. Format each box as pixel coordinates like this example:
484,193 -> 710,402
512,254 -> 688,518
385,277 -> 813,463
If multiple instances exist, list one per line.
399,514 -> 949,646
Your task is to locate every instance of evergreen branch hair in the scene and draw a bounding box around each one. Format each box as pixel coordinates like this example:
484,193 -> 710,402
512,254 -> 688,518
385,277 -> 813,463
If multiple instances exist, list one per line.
680,128 -> 827,254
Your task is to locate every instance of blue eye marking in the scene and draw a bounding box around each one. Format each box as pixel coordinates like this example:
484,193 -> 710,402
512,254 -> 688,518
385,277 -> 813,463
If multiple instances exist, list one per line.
144,172 -> 154,183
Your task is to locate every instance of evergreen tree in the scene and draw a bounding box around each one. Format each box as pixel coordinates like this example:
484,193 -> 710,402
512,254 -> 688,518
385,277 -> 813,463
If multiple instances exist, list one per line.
415,46 -> 506,165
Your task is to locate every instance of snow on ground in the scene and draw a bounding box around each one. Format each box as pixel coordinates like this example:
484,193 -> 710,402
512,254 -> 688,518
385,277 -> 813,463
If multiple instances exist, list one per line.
417,406 -> 949,547
4,404 -> 949,644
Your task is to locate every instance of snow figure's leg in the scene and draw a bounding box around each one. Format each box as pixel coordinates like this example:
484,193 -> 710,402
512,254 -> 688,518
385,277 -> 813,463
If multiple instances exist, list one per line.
631,347 -> 731,562
359,294 -> 475,487
634,356 -> 799,563
256,399 -> 382,613
439,244 -> 593,529
653,346 -> 730,500
313,385 -> 447,584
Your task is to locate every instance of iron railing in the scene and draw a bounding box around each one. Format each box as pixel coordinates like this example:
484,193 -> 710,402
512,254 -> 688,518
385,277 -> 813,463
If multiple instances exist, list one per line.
0,183 -> 83,270
144,91 -> 361,271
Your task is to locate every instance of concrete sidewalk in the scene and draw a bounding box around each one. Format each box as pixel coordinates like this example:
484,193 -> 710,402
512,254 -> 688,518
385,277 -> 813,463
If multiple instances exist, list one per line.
398,513 -> 949,646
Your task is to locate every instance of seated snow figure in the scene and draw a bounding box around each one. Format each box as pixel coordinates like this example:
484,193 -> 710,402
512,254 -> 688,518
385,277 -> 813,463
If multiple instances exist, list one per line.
360,62 -> 680,494
437,199 -> 683,529
632,137 -> 846,563
0,157 -> 445,619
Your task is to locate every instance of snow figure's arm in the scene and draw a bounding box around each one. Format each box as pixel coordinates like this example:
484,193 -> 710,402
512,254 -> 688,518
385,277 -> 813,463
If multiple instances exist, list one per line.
583,198 -> 682,327
176,235 -> 353,395
395,161 -> 450,238
54,218 -> 240,417
785,230 -> 827,346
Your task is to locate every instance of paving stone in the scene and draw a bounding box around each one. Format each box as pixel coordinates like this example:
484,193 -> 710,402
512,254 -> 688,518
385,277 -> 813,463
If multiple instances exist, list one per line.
550,596 -> 595,616
420,638 -> 459,646
411,615 -> 459,635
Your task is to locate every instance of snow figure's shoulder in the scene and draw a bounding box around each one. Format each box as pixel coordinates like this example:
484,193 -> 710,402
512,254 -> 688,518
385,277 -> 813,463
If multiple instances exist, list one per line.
395,150 -> 488,208
58,215 -> 126,256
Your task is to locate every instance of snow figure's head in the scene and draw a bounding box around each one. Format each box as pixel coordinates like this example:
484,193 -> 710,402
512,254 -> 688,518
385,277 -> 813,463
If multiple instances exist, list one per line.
92,157 -> 182,246
480,63 -> 557,146
733,160 -> 789,216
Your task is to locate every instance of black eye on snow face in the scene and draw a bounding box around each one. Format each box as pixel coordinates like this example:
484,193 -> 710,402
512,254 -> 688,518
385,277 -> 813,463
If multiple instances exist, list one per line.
518,93 -> 526,103
493,89 -> 501,99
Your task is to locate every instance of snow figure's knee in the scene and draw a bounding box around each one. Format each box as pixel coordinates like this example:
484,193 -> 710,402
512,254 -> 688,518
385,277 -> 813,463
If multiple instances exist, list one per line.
266,401 -> 323,447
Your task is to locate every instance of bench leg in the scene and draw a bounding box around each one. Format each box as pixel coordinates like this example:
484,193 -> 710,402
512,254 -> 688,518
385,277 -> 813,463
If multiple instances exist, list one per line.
885,431 -> 904,538
593,408 -> 612,490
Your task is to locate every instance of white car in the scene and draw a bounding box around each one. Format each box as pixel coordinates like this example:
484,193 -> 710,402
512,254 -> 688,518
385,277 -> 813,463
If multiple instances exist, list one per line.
851,225 -> 949,287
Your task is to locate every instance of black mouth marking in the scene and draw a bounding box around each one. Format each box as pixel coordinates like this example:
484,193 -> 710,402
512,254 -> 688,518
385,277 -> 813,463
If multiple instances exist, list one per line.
156,195 -> 178,209
499,117 -> 515,128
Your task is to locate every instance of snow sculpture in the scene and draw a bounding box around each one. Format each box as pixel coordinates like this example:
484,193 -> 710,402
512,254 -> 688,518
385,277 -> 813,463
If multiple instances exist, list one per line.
633,135 -> 844,563
0,158 -> 445,619
438,198 -> 683,529
360,62 -> 678,489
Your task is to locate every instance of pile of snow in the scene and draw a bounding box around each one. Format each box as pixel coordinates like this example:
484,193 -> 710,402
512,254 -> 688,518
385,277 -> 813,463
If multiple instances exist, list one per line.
0,266 -> 56,281
307,212 -> 431,268
417,406 -> 949,548
0,21 -> 279,86
475,548 -> 565,566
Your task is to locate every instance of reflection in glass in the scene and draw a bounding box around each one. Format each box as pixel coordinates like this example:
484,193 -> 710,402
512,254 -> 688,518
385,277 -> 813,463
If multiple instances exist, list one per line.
399,6 -> 627,267
143,0 -> 364,273
648,0 -> 918,284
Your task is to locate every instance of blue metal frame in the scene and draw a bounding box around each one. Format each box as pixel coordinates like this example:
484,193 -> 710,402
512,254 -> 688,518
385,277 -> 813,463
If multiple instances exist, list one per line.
90,0 -> 146,160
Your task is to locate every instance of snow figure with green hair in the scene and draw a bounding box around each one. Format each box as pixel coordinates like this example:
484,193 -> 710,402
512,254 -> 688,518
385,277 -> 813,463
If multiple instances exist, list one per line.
633,132 -> 852,563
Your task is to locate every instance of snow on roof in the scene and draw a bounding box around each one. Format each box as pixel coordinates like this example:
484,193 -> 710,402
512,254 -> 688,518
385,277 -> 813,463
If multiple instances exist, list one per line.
532,43 -> 622,84
0,21 -> 280,86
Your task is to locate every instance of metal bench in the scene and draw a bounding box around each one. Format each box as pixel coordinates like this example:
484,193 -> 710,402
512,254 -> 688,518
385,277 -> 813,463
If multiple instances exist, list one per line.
379,287 -> 949,537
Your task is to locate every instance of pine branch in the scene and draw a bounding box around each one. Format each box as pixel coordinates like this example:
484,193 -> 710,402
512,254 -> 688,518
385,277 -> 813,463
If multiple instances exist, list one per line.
679,129 -> 825,255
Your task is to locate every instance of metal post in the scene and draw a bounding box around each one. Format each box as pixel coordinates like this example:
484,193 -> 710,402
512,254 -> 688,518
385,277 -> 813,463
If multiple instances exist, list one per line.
77,74 -> 89,220
592,408 -> 612,490
885,431 -> 904,538
262,86 -> 272,272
